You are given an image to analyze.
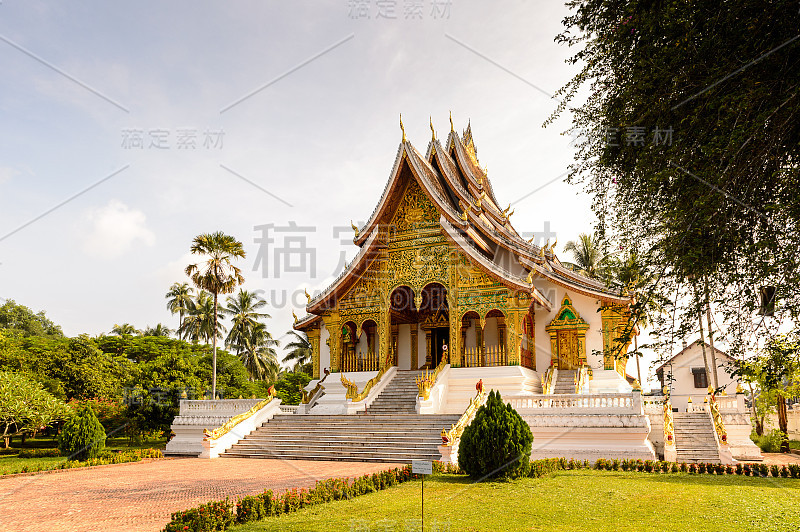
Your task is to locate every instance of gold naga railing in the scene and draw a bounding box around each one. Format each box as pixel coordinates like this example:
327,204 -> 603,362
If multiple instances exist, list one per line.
340,354 -> 392,402
416,350 -> 449,400
663,397 -> 675,446
441,383 -> 487,446
575,363 -> 589,394
708,394 -> 728,444
202,388 -> 276,440
542,365 -> 556,395
462,345 -> 507,367
340,350 -> 380,373
301,370 -> 330,405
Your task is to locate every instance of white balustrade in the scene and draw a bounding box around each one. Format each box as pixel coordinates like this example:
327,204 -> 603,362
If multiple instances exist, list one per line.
508,393 -> 641,415
179,399 -> 263,416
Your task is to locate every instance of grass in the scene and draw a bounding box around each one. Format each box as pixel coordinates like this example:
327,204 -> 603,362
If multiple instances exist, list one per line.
232,470 -> 800,532
0,435 -> 166,475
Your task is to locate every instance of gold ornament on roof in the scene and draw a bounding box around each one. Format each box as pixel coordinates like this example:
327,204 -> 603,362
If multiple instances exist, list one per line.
736,383 -> 744,394
351,220 -> 359,238
526,271 -> 534,284
304,289 -> 311,303
400,114 -> 406,142
430,116 -> 435,140
551,238 -> 557,252
449,111 -> 454,132
292,310 -> 298,324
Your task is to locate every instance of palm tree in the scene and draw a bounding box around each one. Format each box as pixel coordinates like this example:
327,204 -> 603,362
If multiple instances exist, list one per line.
563,233 -> 607,280
179,291 -> 225,344
166,282 -> 194,340
613,250 -> 668,385
142,323 -> 174,337
111,323 -> 139,336
283,331 -> 313,374
185,232 -> 246,398
224,289 -> 270,355
238,322 -> 281,381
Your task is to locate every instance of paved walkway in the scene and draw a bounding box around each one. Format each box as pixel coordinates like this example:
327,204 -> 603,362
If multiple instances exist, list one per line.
0,458 -> 403,532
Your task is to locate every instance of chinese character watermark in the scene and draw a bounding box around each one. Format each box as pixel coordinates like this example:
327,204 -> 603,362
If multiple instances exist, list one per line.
121,128 -> 225,149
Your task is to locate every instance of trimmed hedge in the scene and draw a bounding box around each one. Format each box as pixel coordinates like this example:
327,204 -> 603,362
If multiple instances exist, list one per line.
58,404 -> 106,461
17,448 -> 62,458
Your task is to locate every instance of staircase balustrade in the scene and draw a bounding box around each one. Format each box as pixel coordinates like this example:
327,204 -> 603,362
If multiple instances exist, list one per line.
507,392 -> 638,414
441,387 -> 488,447
340,350 -> 380,373
202,389 -> 277,441
575,363 -> 589,394
542,365 -> 557,395
663,397 -> 676,461
416,350 -> 449,400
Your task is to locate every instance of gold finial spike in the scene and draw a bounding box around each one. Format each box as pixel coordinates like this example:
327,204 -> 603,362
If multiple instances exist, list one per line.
449,111 -> 454,132
552,238 -> 557,252
430,116 -> 435,140
400,114 -> 406,142
304,288 -> 311,303
351,220 -> 359,238
292,310 -> 298,324
544,239 -> 549,251
526,271 -> 533,284
528,236 -> 535,243
507,209 -> 514,218
539,246 -> 546,258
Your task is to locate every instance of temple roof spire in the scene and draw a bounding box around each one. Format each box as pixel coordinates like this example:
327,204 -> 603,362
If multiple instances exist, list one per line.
400,113 -> 406,142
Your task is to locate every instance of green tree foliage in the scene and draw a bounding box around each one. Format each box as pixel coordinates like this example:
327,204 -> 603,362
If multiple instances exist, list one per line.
563,233 -> 608,280
735,332 -> 800,450
224,290 -> 279,380
0,370 -> 71,447
550,1 -> 800,358
0,334 -> 132,400
458,390 -> 533,479
0,299 -> 63,337
272,372 -> 312,405
283,331 -> 313,374
142,324 -> 174,337
58,404 -> 106,460
185,231 -> 246,398
165,282 -> 194,341
111,323 -> 140,336
179,290 -> 224,345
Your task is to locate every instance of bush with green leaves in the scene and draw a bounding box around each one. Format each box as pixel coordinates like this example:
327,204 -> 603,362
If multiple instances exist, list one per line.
58,405 -> 106,460
458,390 -> 533,479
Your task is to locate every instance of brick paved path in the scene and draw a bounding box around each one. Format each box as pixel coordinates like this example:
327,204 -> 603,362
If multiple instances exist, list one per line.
0,458 -> 403,532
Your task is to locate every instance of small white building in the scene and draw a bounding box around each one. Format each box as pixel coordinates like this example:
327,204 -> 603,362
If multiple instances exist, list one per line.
655,340 -> 740,412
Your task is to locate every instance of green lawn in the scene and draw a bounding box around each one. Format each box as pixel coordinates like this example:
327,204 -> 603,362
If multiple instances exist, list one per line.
232,470 -> 800,532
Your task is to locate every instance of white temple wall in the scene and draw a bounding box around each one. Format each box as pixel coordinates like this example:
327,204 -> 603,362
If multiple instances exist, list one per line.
397,324 -> 412,370
320,323 -> 331,371
356,331 -> 369,356
464,320 -> 477,349
416,324 -> 427,368
484,317 -> 499,348
532,285 -> 606,371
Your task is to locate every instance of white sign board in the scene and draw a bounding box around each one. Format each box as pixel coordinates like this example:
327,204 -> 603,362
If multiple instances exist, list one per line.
412,460 -> 432,475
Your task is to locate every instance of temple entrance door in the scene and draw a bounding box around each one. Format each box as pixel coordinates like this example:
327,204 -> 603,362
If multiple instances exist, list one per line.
557,330 -> 579,370
432,327 -> 449,367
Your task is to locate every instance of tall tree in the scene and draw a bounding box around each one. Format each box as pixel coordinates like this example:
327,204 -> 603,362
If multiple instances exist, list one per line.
185,232 -> 246,398
237,323 -> 281,381
283,331 -> 313,374
179,291 -> 224,345
550,0 -> 800,341
111,323 -> 140,336
224,290 -> 270,355
563,233 -> 607,280
0,300 -> 63,337
165,283 -> 194,340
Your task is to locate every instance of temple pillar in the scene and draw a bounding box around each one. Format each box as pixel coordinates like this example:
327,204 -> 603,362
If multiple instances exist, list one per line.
425,330 -> 433,368
478,316 -> 486,366
410,326 -> 419,370
322,312 -> 341,372
307,327 -> 321,379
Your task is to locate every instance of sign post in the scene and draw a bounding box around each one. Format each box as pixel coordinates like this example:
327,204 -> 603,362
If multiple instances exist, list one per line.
412,460 -> 432,530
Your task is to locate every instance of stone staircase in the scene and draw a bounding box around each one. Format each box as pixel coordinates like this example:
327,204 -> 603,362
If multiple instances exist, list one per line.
673,412 -> 721,463
367,370 -> 421,414
553,370 -> 577,394
222,370 -> 460,463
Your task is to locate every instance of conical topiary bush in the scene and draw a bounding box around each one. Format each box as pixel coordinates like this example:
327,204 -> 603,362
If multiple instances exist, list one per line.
58,405 -> 106,461
457,389 -> 533,479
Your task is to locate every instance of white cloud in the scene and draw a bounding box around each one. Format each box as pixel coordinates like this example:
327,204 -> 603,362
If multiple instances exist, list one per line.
81,200 -> 155,259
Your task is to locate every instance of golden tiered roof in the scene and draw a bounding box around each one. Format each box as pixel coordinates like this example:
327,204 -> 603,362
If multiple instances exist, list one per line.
295,118 -> 629,329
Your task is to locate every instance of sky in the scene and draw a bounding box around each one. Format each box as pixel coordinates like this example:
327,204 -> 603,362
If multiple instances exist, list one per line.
0,1 -> 671,387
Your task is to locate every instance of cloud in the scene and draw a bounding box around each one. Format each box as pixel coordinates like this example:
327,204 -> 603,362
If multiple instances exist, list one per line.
81,200 -> 155,259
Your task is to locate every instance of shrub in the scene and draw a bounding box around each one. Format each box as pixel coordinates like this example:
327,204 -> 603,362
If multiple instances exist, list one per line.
57,405 -> 106,461
671,463 -> 679,473
458,390 -> 533,479
788,464 -> 800,478
753,429 -> 788,453
528,458 -> 563,478
163,499 -> 234,532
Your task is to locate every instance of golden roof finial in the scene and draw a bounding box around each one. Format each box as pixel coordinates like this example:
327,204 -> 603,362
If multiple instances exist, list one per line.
304,288 -> 311,303
400,113 -> 406,142
526,271 -> 533,284
292,310 -> 298,324
351,220 -> 359,238
507,208 -> 514,218
550,238 -> 557,253
528,236 -> 535,243
449,111 -> 454,132
430,116 -> 435,140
